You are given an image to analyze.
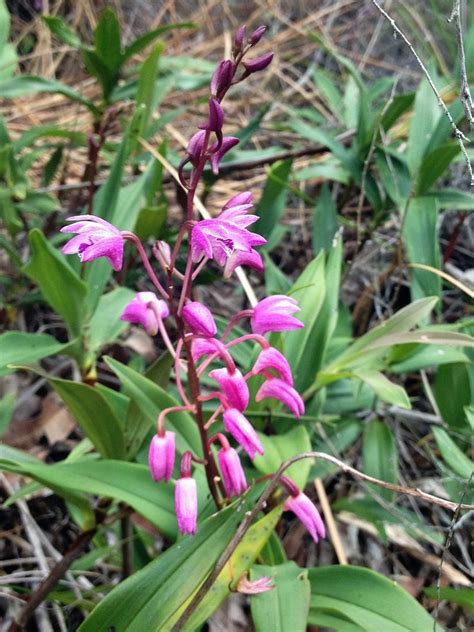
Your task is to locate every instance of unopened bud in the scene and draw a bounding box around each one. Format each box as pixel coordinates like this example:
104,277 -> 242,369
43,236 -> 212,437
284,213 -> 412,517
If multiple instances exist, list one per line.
210,59 -> 235,98
234,24 -> 246,52
242,52 -> 273,74
249,25 -> 267,45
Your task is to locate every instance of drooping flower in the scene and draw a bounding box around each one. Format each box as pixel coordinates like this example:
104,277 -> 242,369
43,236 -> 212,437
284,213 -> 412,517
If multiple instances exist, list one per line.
186,130 -> 207,167
223,408 -> 264,460
209,367 -> 249,411
218,446 -> 248,497
252,347 -> 294,385
256,378 -> 304,418
61,215 -> 124,271
283,487 -> 325,543
223,248 -> 264,278
175,477 -> 198,535
200,97 -> 224,135
120,292 -> 169,336
182,301 -> 217,337
209,136 -> 239,174
148,431 -> 176,482
250,295 -> 304,336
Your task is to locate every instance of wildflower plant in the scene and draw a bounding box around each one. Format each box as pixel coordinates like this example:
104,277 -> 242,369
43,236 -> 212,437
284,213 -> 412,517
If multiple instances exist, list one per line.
61,23 -> 323,540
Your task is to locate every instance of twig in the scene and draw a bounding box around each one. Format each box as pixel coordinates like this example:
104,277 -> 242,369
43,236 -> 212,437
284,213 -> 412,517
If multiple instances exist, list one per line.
173,451 -> 474,630
314,478 -> 348,565
448,0 -> 474,129
372,0 -> 473,185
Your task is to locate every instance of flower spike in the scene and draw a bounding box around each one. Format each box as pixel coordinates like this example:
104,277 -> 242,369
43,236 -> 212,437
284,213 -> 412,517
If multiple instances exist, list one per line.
120,292 -> 169,336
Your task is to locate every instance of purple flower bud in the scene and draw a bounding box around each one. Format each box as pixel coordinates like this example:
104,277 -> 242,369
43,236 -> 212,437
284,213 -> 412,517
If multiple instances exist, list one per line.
218,446 -> 248,497
186,130 -> 206,166
148,431 -> 176,482
210,59 -> 235,98
175,477 -> 198,535
120,292 -> 169,336
252,347 -> 294,385
153,240 -> 171,267
182,301 -> 217,337
234,24 -> 246,52
249,25 -> 267,45
200,97 -> 224,134
256,378 -> 305,418
283,486 -> 325,542
61,215 -> 124,271
209,136 -> 239,174
223,408 -> 264,460
250,295 -> 304,336
242,52 -> 274,74
209,367 -> 249,411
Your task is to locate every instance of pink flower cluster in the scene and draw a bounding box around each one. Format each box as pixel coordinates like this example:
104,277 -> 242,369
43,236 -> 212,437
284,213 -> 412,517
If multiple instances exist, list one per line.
60,22 -> 325,545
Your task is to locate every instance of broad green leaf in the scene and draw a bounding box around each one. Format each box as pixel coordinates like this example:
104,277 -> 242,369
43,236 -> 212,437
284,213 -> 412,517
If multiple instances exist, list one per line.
49,378 -> 125,459
23,229 -> 88,337
423,587 -> 474,612
0,458 -> 177,537
185,508 -> 282,629
425,188 -> 474,210
312,183 -> 338,255
263,252 -> 291,295
105,357 -> 201,457
416,143 -> 460,194
407,78 -> 440,176
0,0 -> 17,80
135,43 -> 165,138
381,93 -> 415,131
389,345 -> 469,373
362,421 -> 398,501
0,76 -> 97,115
253,426 -> 311,489
0,392 -> 14,434
403,197 -> 441,302
433,363 -> 472,432
354,371 -> 410,409
81,48 -> 116,99
42,15 -> 82,48
250,562 -> 310,632
94,9 -> 121,71
432,427 -> 473,479
78,491 -> 265,631
256,159 -> 292,242
309,566 -> 439,631
295,159 -> 350,184
282,252 -> 326,391
88,287 -> 135,355
0,332 -> 72,376
367,330 -> 474,351
13,125 -> 86,151
313,68 -> 343,121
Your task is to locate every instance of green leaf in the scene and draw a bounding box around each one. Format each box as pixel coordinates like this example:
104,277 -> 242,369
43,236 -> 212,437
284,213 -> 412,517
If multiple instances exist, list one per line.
312,183 -> 338,255
282,252 -> 326,391
423,587 -> 474,613
312,68 -> 343,121
0,458 -> 177,537
362,421 -> 399,501
135,43 -> 165,137
94,9 -> 122,71
253,426 -> 311,489
0,392 -> 15,434
433,363 -> 471,432
23,229 -> 88,337
81,49 -> 117,100
185,508 -> 282,629
432,427 -> 473,479
403,197 -> 441,303
425,188 -> 474,210
78,491 -> 266,631
407,78 -> 440,176
256,159 -> 292,242
88,287 -> 135,356
49,378 -> 125,459
250,562 -> 310,632
0,332 -> 72,377
105,357 -> 201,458
0,76 -> 98,115
416,143 -> 460,194
309,566 -> 439,631
354,371 -> 411,409
122,23 -> 194,62
42,15 -> 82,48
263,252 -> 291,295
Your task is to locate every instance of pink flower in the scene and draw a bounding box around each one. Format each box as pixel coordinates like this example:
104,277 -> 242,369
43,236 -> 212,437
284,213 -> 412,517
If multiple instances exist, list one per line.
236,572 -> 273,594
252,347 -> 294,385
218,446 -> 248,497
223,192 -> 253,209
61,215 -> 124,271
256,378 -> 304,418
284,491 -> 325,543
209,136 -> 239,174
223,248 -> 264,278
250,295 -> 304,336
186,130 -> 206,167
182,301 -> 217,337
120,292 -> 169,336
191,337 -> 219,362
223,409 -> 264,460
200,97 -> 224,134
148,431 -> 176,482
175,477 -> 198,535
209,367 -> 249,411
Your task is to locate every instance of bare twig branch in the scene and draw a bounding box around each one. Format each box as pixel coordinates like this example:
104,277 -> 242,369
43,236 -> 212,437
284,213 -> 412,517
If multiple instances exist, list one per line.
174,451 -> 474,630
448,0 -> 474,129
372,0 -> 473,185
